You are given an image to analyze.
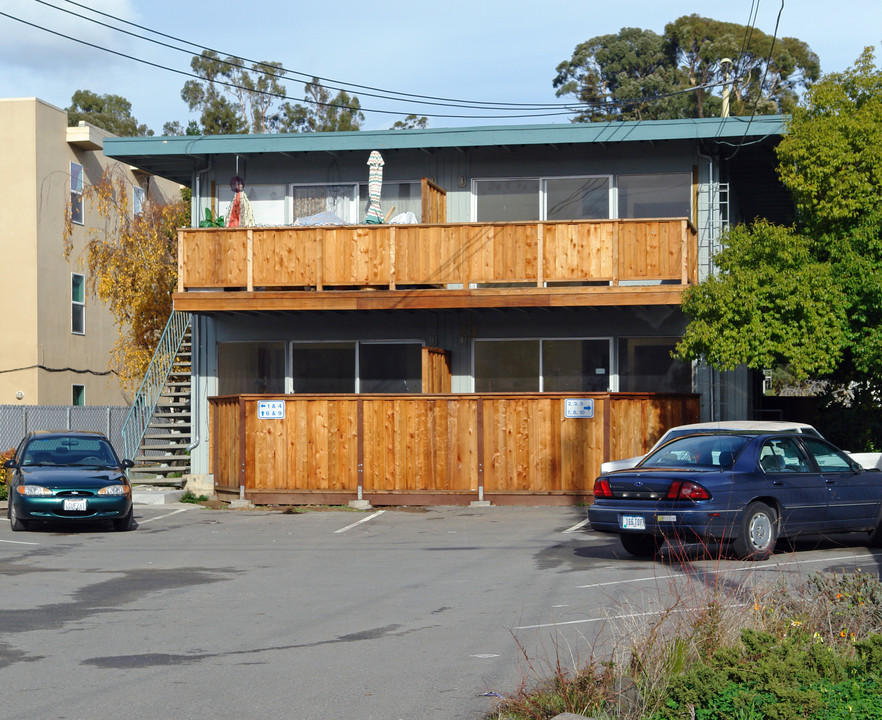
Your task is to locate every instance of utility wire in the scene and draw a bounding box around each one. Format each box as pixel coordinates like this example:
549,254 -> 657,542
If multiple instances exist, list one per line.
3,6 -> 734,122
33,0 -> 582,112
0,9 -> 579,120
725,0 -> 786,159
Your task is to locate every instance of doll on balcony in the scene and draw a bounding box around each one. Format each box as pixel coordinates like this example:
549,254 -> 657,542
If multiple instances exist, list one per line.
226,175 -> 254,228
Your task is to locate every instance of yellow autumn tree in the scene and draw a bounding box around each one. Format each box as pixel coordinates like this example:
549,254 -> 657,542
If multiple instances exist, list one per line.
63,166 -> 189,392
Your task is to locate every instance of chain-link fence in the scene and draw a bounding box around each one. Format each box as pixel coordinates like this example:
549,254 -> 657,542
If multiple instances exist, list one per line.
0,405 -> 128,459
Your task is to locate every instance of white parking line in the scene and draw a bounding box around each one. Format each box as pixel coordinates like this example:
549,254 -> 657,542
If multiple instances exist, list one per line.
136,508 -> 191,525
0,538 -> 39,545
562,518 -> 590,534
334,510 -> 386,534
517,603 -> 752,630
576,550 -> 882,589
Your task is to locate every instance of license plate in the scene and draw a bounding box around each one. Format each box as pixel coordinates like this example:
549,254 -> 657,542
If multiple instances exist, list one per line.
63,498 -> 87,512
621,515 -> 646,530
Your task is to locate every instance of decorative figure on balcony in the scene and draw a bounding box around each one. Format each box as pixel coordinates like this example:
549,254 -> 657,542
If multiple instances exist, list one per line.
226,175 -> 254,228
365,150 -> 385,224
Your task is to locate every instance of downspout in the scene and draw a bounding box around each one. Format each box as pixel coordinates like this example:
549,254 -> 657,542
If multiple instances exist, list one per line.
697,145 -> 717,421
186,158 -> 212,454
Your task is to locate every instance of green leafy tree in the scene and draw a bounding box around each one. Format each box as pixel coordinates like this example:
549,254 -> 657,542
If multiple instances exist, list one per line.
666,15 -> 819,117
181,51 -> 251,134
553,27 -> 687,121
391,114 -> 428,130
66,90 -> 152,136
279,78 -> 364,132
554,16 -> 819,121
161,120 -> 202,136
677,48 -> 882,387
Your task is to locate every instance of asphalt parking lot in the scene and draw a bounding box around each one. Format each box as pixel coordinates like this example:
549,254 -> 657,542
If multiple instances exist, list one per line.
1,503 -> 881,720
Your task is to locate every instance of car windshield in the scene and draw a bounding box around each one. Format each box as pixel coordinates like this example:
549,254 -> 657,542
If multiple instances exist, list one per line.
640,434 -> 750,470
22,437 -> 118,467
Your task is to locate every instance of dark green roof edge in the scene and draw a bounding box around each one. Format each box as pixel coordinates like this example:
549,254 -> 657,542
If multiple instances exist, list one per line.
105,115 -> 788,159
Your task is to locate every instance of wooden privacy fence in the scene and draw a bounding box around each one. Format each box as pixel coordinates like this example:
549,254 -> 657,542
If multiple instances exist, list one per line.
179,218 -> 697,293
209,392 -> 699,505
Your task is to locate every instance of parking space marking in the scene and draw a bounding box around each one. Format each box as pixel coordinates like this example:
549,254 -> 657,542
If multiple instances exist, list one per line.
576,550 -> 882,590
334,510 -> 385,534
517,603 -> 751,631
136,508 -> 191,525
0,538 -> 39,545
562,518 -> 590,534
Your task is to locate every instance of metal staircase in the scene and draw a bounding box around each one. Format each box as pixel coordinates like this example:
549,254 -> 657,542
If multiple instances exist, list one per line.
122,311 -> 192,484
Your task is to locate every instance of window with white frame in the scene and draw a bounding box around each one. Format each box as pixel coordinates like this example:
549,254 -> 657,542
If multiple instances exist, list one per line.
544,176 -> 612,220
474,338 -> 611,392
357,181 -> 421,222
291,341 -> 422,394
70,162 -> 84,225
289,184 -> 358,223
71,273 -> 85,335
133,185 -> 145,215
474,179 -> 540,222
473,173 -> 693,222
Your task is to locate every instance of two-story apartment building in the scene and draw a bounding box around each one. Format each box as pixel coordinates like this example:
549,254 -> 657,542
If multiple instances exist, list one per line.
0,97 -> 182,407
104,116 -> 792,505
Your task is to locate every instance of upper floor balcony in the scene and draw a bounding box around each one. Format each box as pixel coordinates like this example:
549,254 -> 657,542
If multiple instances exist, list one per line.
174,216 -> 697,313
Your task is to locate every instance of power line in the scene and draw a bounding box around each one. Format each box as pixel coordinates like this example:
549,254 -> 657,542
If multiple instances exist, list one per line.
30,0 -> 583,113
725,0 -> 786,159
0,9 -> 579,120
5,2 -> 746,125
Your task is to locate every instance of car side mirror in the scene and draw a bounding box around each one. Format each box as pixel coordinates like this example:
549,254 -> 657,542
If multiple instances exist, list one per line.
121,459 -> 135,469
3,458 -> 16,469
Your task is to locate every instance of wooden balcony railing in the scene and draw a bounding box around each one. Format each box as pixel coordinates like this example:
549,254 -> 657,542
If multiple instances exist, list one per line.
177,218 -> 697,293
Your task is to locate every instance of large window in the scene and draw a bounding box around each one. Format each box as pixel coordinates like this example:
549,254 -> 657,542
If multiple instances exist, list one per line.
290,184 -> 358,223
70,162 -> 84,225
218,342 -> 285,395
617,173 -> 691,219
544,177 -> 611,220
617,337 -> 692,393
474,173 -> 691,222
291,342 -> 422,394
358,181 -> 421,222
474,179 -> 540,222
474,339 -> 611,392
71,273 -> 85,335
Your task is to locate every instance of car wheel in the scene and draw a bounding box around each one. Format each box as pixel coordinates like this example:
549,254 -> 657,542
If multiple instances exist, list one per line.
9,501 -> 29,532
620,533 -> 663,558
733,502 -> 777,560
113,508 -> 134,532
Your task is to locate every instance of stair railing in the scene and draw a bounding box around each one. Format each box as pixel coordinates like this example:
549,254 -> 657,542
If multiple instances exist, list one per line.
122,311 -> 192,462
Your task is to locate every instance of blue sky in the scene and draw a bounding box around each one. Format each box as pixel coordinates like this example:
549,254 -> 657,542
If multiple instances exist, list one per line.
1,0 -> 878,133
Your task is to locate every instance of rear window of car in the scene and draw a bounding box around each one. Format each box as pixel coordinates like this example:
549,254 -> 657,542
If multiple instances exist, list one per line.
641,435 -> 750,469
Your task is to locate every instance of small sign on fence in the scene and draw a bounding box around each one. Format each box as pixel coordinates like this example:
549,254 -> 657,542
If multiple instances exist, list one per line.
564,398 -> 594,419
257,400 -> 285,419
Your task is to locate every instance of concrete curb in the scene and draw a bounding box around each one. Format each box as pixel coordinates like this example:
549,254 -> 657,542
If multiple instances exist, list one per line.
132,487 -> 185,505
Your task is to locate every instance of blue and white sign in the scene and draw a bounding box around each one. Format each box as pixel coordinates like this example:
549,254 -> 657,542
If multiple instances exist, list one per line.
257,400 -> 286,419
564,398 -> 595,419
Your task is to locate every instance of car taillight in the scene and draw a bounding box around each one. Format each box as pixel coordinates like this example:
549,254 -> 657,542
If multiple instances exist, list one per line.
666,480 -> 710,500
593,478 -> 613,498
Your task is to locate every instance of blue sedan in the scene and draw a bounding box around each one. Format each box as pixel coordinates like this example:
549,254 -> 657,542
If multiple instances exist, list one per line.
4,431 -> 135,532
587,432 -> 882,559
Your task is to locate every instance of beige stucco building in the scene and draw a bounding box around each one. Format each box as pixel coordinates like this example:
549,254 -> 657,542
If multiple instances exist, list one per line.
0,97 -> 181,406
